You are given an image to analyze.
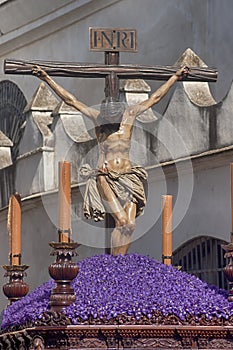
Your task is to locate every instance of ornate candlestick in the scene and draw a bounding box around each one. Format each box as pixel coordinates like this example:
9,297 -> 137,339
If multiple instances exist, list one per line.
48,161 -> 79,312
3,193 -> 29,304
223,164 -> 233,301
222,243 -> 233,302
3,264 -> 29,304
48,241 -> 79,312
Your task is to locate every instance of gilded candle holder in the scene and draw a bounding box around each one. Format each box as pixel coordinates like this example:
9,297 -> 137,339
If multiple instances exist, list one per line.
48,241 -> 79,312
3,264 -> 29,304
222,243 -> 233,302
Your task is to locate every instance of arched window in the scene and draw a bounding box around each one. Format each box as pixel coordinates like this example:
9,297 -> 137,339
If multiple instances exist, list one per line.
0,80 -> 27,161
0,80 -> 27,207
173,236 -> 228,289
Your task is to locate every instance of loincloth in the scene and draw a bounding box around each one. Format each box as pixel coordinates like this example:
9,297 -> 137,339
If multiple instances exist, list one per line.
80,164 -> 148,222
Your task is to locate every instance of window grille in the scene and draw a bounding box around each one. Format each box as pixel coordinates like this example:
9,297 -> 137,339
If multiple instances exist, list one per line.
173,236 -> 228,289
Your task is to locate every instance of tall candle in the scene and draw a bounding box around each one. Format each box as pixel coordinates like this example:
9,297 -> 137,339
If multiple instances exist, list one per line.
58,161 -> 71,243
162,195 -> 172,265
7,193 -> 21,265
231,163 -> 233,242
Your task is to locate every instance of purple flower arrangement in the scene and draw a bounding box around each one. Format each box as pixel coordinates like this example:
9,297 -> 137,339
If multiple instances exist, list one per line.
1,279 -> 55,330
1,254 -> 233,331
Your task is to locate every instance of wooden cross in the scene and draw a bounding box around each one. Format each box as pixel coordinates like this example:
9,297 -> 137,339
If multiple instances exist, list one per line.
4,28 -> 217,101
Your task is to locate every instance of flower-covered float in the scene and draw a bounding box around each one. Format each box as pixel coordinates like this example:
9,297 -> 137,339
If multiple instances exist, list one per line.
1,253 -> 233,349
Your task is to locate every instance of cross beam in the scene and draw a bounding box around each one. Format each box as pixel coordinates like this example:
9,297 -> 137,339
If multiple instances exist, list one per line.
4,58 -> 217,81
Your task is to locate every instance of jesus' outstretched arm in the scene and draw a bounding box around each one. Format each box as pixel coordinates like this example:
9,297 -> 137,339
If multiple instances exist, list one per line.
32,65 -> 100,123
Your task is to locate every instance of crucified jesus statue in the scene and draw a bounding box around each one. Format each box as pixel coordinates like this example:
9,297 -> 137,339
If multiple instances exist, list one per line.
32,65 -> 189,255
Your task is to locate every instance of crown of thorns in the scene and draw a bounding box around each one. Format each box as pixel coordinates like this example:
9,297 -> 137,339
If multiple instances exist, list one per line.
100,97 -> 125,118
